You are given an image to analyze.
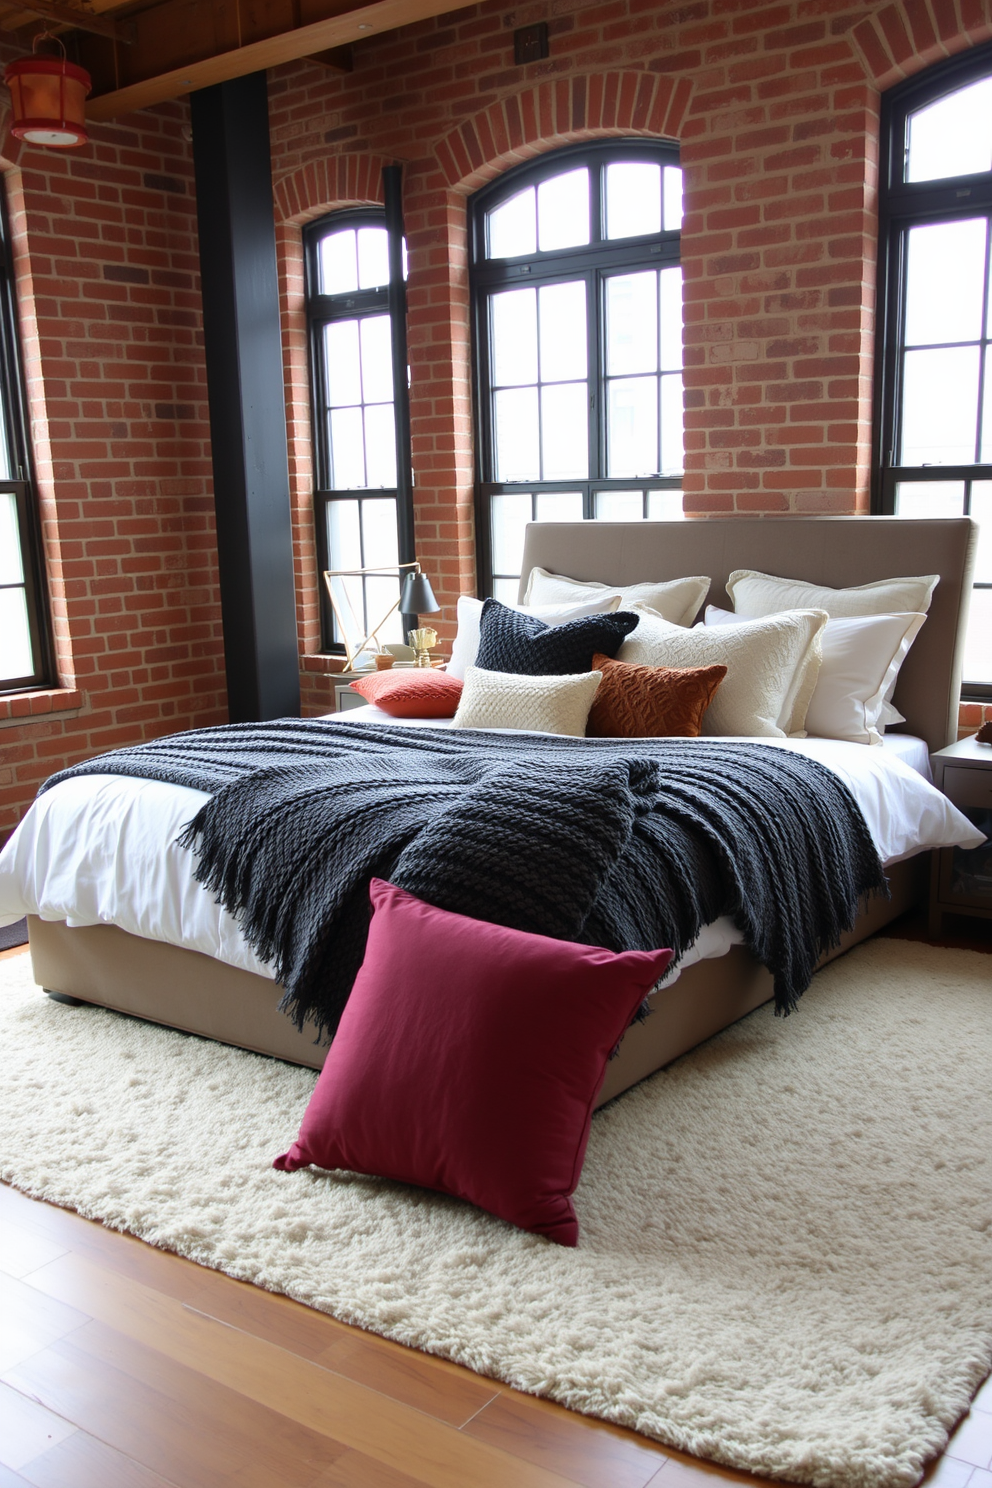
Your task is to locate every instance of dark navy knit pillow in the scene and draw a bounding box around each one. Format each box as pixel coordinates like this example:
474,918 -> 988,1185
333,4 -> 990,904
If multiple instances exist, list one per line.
474,600 -> 639,676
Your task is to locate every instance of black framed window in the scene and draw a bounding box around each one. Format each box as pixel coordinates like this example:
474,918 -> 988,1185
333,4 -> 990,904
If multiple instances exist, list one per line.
306,182 -> 414,652
471,140 -> 684,600
0,180 -> 49,694
875,46 -> 992,695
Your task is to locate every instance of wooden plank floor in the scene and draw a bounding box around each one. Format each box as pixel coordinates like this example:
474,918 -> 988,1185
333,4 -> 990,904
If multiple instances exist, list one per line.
2,932 -> 991,1488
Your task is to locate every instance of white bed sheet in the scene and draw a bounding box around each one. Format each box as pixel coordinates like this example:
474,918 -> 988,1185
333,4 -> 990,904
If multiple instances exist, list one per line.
0,720 -> 983,990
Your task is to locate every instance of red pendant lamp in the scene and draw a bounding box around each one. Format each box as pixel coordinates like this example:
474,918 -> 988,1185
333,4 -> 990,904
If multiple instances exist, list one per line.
5,38 -> 91,149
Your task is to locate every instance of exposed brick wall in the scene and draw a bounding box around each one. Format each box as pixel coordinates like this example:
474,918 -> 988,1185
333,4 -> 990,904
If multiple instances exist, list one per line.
0,81 -> 225,843
265,0 -> 992,715
3,0 -> 991,837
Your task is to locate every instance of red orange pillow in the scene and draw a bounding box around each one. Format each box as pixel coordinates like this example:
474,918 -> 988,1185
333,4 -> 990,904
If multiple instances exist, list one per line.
586,653 -> 726,738
349,668 -> 463,719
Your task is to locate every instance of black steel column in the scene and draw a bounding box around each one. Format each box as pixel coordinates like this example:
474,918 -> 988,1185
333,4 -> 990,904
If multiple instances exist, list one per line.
191,72 -> 300,722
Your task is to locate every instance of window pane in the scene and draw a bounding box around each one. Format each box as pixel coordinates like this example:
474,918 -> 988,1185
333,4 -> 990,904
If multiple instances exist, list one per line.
365,574 -> 404,645
320,229 -> 358,295
982,351 -> 992,463
535,490 -> 583,522
537,169 -> 589,252
605,162 -> 661,240
963,586 -> 992,685
906,76 -> 992,184
659,267 -> 683,372
363,404 -> 397,487
607,272 -> 657,376
647,489 -> 684,520
359,315 -> 394,404
0,492 -> 25,584
361,495 -> 399,568
0,586 -> 32,681
970,481 -> 992,584
660,373 -> 684,476
901,345 -> 980,464
491,490 -> 532,575
324,320 -> 362,408
595,489 -> 643,520
0,393 -> 11,479
541,382 -> 588,479
329,407 -> 366,488
491,289 -> 538,387
608,375 -> 659,477
357,227 -> 389,290
327,498 -> 363,570
904,220 -> 987,346
538,282 -> 586,384
493,577 -> 521,603
488,187 -> 536,259
893,481 -> 965,519
494,387 -> 540,481
663,166 -> 684,231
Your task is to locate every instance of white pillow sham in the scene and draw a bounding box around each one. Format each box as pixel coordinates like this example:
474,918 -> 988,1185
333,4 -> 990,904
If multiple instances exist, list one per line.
726,568 -> 939,619
523,568 -> 709,627
452,666 -> 602,737
725,569 -> 937,728
620,604 -> 827,738
705,606 -> 927,746
446,593 -> 620,681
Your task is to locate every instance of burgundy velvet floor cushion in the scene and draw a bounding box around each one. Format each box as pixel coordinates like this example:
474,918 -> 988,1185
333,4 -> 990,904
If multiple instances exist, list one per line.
274,879 -> 673,1246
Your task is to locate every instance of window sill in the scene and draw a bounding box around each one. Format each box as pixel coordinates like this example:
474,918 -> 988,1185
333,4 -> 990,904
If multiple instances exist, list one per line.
0,687 -> 84,727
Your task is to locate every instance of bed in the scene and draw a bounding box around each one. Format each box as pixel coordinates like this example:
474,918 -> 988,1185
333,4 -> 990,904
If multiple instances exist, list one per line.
0,516 -> 983,1108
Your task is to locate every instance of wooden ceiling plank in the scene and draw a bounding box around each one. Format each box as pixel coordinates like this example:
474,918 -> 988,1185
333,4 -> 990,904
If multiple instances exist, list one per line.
0,0 -> 131,41
85,0 -> 457,119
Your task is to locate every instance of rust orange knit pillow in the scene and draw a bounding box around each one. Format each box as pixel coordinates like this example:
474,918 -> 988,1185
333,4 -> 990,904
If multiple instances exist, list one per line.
586,654 -> 727,738
350,669 -> 463,719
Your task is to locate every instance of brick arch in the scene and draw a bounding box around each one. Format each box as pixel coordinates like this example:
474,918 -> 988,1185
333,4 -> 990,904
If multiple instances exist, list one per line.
274,151 -> 393,224
434,71 -> 693,194
850,3 -> 992,91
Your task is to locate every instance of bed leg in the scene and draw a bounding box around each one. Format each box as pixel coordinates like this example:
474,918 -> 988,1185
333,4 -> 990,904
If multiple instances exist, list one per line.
44,989 -> 89,1008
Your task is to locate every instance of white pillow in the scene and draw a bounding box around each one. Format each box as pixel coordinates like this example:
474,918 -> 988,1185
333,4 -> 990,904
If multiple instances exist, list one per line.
523,568 -> 709,627
725,569 -> 937,728
447,593 -> 621,681
452,666 -> 602,737
620,604 -> 827,738
705,606 -> 927,746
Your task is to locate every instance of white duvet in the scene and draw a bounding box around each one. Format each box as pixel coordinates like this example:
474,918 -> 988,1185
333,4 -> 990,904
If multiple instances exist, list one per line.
0,714 -> 984,987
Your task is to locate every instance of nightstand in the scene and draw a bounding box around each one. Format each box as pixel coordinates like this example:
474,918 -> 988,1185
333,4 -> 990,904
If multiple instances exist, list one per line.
333,673 -> 373,712
929,734 -> 992,936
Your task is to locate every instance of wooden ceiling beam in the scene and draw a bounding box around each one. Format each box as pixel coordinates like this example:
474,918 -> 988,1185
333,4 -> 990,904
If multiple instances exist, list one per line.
80,0 -> 458,120
0,0 -> 132,41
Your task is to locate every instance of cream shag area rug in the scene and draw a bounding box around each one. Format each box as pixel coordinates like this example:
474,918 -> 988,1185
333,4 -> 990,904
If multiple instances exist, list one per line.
2,938 -> 991,1488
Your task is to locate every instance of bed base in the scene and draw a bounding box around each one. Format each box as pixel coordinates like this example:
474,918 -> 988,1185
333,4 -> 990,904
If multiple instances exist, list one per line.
26,855 -> 926,1108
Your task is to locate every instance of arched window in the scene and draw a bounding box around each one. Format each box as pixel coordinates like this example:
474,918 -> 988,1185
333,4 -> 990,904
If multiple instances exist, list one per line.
470,141 -> 684,601
305,203 -> 413,652
0,181 -> 50,694
875,46 -> 992,695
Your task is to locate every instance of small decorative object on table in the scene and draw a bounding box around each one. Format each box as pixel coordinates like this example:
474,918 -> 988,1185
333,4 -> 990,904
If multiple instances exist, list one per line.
929,733 -> 992,935
408,627 -> 438,668
977,720 -> 992,744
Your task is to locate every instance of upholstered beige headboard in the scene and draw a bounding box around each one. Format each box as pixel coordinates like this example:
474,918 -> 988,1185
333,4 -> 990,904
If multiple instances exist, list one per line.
517,517 -> 977,754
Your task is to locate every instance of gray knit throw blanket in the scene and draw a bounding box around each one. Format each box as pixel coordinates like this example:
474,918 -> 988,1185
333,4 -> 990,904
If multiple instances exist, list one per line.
41,719 -> 887,1038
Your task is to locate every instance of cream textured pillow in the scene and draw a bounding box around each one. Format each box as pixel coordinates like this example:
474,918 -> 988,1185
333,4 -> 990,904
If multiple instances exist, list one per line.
452,667 -> 602,736
523,568 -> 709,627
705,606 -> 927,745
447,593 -> 620,680
620,605 -> 827,738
